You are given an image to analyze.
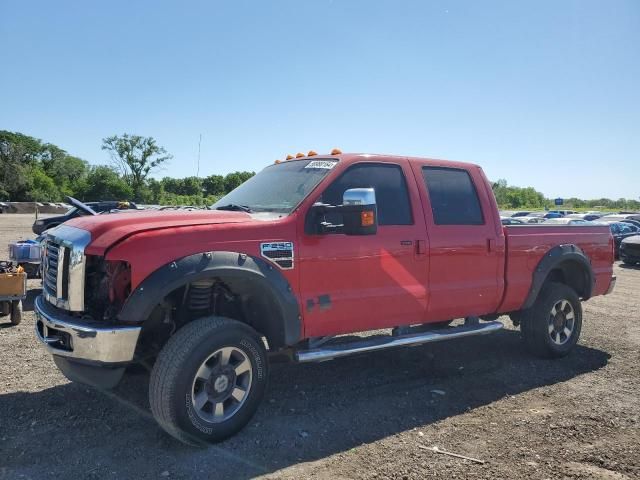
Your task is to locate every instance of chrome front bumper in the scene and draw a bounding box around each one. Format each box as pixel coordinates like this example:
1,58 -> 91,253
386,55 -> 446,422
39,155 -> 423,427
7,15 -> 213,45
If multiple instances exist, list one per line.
34,295 -> 141,364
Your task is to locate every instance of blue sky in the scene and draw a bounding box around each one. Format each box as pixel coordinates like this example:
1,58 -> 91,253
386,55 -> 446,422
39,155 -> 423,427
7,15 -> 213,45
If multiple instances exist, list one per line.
2,0 -> 639,199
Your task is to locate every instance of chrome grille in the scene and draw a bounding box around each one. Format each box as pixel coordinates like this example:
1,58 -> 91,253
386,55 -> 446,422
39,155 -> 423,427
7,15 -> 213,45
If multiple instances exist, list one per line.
43,241 -> 60,297
41,225 -> 90,312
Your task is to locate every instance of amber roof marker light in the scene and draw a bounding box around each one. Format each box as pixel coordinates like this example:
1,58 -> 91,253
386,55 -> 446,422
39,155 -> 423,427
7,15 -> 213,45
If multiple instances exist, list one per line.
331,148 -> 342,155
308,150 -> 318,156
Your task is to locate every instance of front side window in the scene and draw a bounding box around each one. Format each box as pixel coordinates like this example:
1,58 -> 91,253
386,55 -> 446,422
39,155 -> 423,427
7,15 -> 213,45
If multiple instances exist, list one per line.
318,163 -> 413,225
422,166 -> 484,225
211,159 -> 337,214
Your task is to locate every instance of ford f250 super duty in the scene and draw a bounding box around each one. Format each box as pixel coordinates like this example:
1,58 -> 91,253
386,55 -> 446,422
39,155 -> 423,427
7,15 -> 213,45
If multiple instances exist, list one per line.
35,152 -> 616,445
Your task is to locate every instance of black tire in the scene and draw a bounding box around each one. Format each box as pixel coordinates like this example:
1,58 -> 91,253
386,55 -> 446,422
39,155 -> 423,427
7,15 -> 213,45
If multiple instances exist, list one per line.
622,259 -> 637,266
149,316 -> 268,445
10,300 -> 22,325
520,282 -> 582,358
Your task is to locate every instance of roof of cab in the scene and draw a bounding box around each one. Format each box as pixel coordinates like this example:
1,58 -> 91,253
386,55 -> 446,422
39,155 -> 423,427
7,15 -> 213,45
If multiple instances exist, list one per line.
288,152 -> 481,171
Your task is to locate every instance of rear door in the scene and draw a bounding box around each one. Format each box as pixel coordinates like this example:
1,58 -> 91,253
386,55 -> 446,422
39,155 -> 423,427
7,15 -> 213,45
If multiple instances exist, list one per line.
410,162 -> 504,320
297,160 -> 429,338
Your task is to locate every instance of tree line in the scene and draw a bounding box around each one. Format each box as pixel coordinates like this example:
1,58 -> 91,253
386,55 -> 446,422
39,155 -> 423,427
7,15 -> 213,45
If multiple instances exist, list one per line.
0,131 -> 254,206
1,130 -> 638,210
491,179 -> 639,210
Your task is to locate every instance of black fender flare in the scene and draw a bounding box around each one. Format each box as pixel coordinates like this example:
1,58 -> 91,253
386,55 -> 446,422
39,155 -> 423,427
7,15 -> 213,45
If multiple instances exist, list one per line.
522,244 -> 594,310
117,251 -> 302,348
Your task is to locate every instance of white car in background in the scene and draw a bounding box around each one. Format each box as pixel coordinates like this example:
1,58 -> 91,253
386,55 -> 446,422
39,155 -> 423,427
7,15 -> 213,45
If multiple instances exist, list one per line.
544,218 -> 591,225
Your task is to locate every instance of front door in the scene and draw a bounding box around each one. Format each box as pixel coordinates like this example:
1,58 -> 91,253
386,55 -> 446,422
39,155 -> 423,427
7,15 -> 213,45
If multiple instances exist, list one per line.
297,161 -> 429,338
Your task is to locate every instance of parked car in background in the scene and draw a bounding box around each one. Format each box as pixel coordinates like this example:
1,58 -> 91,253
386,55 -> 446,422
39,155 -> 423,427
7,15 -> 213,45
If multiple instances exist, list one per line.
597,221 -> 640,257
511,211 -> 533,217
543,218 -> 591,225
619,219 -> 640,229
548,210 -> 576,216
543,212 -> 563,219
519,216 -> 546,224
500,217 -> 525,225
32,197 -> 139,235
620,235 -> 640,266
599,213 -> 640,223
566,213 -> 604,222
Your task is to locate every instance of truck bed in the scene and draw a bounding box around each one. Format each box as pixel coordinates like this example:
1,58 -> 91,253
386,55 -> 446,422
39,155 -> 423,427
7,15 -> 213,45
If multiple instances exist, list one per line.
500,224 -> 614,312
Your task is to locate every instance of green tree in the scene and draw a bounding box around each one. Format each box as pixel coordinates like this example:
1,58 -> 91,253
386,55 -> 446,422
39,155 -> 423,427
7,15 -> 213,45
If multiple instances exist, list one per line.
223,171 -> 254,193
101,134 -> 172,201
78,166 -> 134,201
203,174 -> 225,196
0,130 -> 44,200
26,165 -> 60,201
180,176 -> 203,196
491,178 -> 546,209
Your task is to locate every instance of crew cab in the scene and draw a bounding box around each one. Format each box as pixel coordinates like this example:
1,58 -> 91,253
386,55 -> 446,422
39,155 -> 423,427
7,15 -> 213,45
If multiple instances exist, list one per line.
34,152 -> 616,445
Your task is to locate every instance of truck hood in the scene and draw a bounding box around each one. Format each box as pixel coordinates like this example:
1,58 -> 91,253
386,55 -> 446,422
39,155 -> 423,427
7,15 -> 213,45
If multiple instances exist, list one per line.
68,209 -> 253,255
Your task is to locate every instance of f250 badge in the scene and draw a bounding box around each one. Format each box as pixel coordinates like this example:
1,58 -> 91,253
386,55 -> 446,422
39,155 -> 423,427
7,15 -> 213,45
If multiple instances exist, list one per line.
260,242 -> 294,270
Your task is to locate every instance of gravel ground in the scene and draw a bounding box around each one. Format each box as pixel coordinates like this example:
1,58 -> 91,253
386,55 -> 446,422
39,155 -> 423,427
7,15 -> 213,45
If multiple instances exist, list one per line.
0,214 -> 638,480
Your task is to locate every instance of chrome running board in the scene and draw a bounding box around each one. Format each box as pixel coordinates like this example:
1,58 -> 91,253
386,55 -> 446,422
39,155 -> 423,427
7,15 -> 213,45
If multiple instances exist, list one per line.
295,321 -> 504,363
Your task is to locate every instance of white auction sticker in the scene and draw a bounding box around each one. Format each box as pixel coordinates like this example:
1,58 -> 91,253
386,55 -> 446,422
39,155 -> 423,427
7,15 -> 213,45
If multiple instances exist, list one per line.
305,160 -> 338,169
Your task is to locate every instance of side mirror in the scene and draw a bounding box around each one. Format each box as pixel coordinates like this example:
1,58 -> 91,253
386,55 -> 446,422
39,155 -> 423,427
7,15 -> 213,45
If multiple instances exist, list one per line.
306,188 -> 378,235
341,188 -> 377,235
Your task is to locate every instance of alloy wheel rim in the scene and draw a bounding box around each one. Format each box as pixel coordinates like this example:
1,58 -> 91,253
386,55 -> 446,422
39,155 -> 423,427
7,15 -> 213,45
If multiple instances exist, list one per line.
548,299 -> 575,345
191,346 -> 253,423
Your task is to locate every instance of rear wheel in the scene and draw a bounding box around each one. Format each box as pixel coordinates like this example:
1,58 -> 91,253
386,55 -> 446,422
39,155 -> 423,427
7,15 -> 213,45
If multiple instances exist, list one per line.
149,317 -> 268,445
10,300 -> 22,325
520,282 -> 582,358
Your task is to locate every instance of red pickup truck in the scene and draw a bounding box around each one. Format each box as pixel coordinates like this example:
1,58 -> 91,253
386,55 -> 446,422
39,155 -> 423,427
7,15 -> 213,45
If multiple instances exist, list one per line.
35,152 -> 616,445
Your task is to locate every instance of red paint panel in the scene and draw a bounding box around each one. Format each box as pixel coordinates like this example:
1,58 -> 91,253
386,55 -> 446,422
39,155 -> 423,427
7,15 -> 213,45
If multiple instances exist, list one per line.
500,225 -> 614,312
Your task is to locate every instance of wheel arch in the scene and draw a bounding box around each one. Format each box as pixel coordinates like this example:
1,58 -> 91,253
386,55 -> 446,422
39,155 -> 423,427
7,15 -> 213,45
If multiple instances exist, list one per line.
117,251 -> 302,349
522,244 -> 594,310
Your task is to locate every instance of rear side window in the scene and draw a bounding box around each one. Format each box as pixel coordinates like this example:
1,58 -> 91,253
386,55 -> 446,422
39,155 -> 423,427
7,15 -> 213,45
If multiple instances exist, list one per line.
320,163 -> 413,225
421,167 -> 484,225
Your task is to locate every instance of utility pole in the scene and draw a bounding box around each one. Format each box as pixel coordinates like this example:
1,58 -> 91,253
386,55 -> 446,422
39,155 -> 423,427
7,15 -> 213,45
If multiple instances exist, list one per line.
196,134 -> 202,178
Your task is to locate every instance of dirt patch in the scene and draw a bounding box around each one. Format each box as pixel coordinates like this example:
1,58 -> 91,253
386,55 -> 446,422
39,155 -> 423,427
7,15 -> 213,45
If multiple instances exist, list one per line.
0,214 -> 638,479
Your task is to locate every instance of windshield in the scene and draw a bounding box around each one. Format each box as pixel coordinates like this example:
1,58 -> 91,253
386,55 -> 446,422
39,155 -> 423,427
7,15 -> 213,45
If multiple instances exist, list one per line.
211,159 -> 338,214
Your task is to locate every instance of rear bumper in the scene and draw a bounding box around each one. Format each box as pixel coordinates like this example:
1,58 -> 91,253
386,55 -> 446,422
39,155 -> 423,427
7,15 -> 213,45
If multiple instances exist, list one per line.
34,295 -> 141,364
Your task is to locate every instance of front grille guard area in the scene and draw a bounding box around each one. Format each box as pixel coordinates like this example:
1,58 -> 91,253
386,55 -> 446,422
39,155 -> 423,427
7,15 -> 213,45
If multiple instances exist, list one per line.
41,225 -> 91,312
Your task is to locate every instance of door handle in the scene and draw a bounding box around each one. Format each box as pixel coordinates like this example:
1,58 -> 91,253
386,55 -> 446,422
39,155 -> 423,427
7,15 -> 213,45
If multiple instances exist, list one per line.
416,240 -> 427,255
487,238 -> 494,253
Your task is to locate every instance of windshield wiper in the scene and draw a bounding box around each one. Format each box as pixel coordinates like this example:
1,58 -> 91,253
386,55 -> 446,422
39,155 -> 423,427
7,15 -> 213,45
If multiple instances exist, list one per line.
215,204 -> 253,213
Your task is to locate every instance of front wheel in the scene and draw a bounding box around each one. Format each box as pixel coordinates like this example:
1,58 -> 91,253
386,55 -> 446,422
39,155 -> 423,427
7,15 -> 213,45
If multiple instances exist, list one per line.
520,282 -> 582,358
149,317 -> 269,445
